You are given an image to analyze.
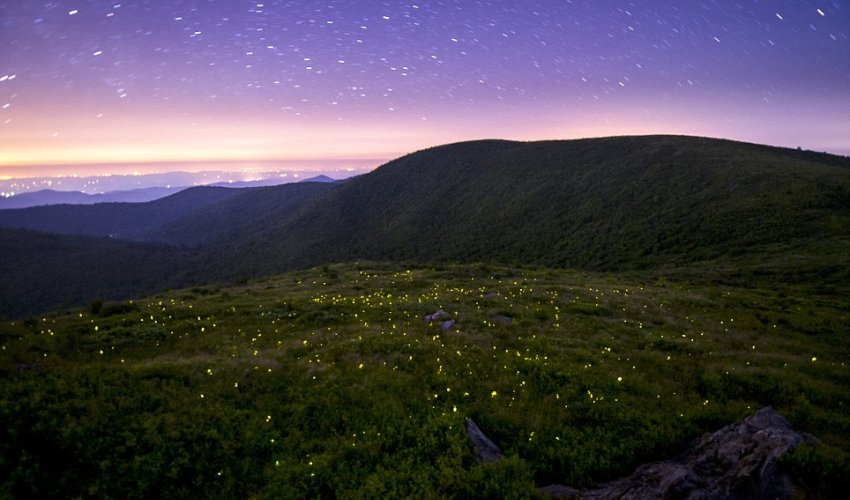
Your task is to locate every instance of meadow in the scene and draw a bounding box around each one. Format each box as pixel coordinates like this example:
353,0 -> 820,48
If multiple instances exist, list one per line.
1,262 -> 848,497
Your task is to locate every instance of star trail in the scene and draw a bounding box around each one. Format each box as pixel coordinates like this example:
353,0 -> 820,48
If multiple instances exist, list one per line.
1,1 -> 848,176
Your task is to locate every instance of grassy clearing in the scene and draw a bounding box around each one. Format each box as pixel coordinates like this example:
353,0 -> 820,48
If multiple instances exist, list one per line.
1,262 -> 848,497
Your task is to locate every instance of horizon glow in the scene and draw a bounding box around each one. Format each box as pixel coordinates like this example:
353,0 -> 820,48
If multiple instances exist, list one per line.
1,1 -> 849,177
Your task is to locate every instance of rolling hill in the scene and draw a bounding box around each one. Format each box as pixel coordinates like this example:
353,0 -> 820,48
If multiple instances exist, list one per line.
215,135 -> 850,281
0,186 -> 189,209
0,182 -> 337,317
1,135 -> 848,318
0,181 -> 340,247
0,228 -> 190,319
2,135 -> 849,496
0,186 -> 245,241
143,181 -> 337,247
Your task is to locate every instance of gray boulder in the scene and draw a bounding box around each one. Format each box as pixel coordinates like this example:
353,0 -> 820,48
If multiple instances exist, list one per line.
466,418 -> 504,464
425,309 -> 452,324
490,315 -> 513,326
542,406 -> 815,499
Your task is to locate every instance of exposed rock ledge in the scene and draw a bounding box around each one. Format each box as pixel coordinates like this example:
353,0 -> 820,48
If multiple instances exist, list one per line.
469,407 -> 816,499
466,418 -> 504,464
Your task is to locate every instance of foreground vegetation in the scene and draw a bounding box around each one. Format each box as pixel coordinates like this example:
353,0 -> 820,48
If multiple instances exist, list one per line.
2,262 -> 848,497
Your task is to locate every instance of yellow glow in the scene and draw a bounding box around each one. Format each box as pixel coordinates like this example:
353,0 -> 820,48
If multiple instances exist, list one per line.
3,93 -> 849,177
0,112 -> 453,169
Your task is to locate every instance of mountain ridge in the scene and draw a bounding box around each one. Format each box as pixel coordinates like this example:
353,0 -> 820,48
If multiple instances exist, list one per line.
0,186 -> 189,209
0,186 -> 246,240
214,135 -> 850,277
1,135 -> 848,318
0,227 -> 192,319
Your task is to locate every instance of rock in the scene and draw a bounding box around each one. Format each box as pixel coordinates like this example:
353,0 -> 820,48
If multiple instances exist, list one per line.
441,319 -> 456,331
466,418 -> 504,463
539,485 -> 582,498
425,309 -> 452,324
541,406 -> 816,499
490,315 -> 513,326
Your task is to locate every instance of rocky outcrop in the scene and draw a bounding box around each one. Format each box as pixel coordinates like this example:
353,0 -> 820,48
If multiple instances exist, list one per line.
425,310 -> 456,330
489,315 -> 513,326
543,407 -> 815,499
424,310 -> 451,324
466,418 -> 504,463
468,407 -> 815,499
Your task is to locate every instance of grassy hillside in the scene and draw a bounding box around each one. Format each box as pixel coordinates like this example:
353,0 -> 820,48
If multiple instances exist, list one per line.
145,182 -> 336,247
0,182 -> 338,247
0,186 -> 245,241
2,263 -> 847,497
0,229 -> 192,319
0,183 -> 336,317
212,136 -> 850,284
2,135 -> 848,318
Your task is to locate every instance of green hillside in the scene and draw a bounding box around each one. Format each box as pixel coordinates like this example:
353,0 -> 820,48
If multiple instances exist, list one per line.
0,183 -> 335,318
0,229 -> 191,319
2,263 -> 847,497
2,136 -> 849,496
145,181 -> 336,247
219,136 -> 850,282
0,182 -> 337,247
2,135 -> 848,318
0,186 -> 245,241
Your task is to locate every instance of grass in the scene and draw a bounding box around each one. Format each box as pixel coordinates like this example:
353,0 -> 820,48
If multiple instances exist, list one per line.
1,261 -> 848,497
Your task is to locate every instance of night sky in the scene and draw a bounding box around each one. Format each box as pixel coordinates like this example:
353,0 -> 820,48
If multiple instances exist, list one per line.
1,1 -> 848,177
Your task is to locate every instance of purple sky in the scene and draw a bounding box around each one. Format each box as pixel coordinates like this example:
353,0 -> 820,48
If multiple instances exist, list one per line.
1,0 -> 848,176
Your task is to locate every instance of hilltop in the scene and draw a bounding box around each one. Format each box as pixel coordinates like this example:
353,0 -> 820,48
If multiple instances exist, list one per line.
215,135 -> 850,282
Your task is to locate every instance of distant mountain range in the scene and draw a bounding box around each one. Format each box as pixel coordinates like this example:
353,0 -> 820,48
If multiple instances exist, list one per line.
209,174 -> 339,188
2,135 -> 848,318
0,186 -> 186,209
0,186 -> 246,240
0,174 -> 341,209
